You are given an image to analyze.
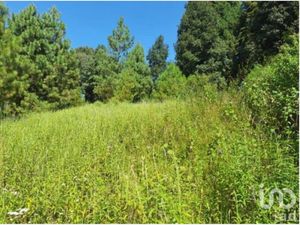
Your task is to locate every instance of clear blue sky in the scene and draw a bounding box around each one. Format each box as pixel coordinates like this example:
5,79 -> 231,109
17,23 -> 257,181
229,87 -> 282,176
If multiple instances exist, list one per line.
4,1 -> 186,61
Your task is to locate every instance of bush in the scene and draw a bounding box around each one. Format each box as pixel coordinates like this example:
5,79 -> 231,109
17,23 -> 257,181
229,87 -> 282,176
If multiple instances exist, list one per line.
113,69 -> 152,102
152,63 -> 186,100
243,34 -> 299,139
185,73 -> 225,102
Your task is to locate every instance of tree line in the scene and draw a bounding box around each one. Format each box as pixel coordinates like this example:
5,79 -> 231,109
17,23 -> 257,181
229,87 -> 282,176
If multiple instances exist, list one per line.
176,1 -> 298,79
0,1 -> 298,117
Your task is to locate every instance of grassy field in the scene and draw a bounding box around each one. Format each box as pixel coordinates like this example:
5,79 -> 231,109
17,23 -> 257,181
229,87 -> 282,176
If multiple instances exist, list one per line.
0,93 -> 298,223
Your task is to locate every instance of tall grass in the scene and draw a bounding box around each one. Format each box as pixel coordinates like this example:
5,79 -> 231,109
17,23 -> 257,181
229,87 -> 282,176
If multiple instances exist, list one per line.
0,91 -> 298,223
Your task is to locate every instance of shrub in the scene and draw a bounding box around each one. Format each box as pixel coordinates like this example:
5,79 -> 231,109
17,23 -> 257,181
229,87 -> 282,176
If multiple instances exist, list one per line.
243,34 -> 299,139
152,63 -> 186,100
185,73 -> 224,102
185,75 -> 209,95
113,69 -> 152,102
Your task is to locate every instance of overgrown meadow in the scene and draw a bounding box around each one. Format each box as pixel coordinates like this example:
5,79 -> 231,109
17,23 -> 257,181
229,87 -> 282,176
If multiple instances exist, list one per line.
1,90 -> 298,223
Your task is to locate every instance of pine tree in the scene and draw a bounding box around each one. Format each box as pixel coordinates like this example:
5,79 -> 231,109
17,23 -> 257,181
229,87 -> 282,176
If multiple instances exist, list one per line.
95,45 -> 120,78
0,4 -> 38,117
108,17 -> 134,62
93,45 -> 119,102
124,44 -> 151,77
147,35 -> 168,81
115,44 -> 152,102
9,5 -> 81,109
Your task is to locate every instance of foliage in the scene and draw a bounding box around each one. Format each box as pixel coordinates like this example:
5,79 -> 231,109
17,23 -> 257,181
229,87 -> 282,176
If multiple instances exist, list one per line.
1,93 -> 297,223
75,47 -> 96,102
207,72 -> 227,91
235,1 -> 299,79
48,49 -> 82,109
0,29 -> 39,117
113,69 -> 143,102
153,63 -> 186,100
93,74 -> 117,103
243,34 -> 299,142
185,74 -> 221,101
0,2 -> 8,35
108,17 -> 134,62
147,35 -> 168,81
0,4 -> 42,117
114,44 -> 152,102
0,2 -> 299,223
95,45 -> 120,77
123,44 -> 151,78
7,5 -> 81,110
93,45 -> 120,102
175,1 -> 240,77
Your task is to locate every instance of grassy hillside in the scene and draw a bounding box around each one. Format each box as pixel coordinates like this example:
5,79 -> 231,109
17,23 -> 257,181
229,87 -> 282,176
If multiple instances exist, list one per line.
0,93 -> 298,223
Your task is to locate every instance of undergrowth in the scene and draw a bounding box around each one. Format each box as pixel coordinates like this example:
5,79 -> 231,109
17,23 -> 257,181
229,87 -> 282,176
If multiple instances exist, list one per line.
0,91 -> 298,223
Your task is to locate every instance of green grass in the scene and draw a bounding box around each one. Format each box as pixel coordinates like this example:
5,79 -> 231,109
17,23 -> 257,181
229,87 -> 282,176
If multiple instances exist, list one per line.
0,94 -> 298,223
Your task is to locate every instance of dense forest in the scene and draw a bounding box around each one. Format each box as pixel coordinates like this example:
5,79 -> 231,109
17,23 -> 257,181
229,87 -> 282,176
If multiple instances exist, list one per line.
0,1 -> 299,223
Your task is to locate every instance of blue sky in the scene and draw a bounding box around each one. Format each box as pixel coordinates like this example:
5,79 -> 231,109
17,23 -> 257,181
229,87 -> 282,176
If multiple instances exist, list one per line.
4,1 -> 186,61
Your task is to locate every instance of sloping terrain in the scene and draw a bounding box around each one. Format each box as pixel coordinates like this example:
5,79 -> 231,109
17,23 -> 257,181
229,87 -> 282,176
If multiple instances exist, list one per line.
0,95 -> 298,223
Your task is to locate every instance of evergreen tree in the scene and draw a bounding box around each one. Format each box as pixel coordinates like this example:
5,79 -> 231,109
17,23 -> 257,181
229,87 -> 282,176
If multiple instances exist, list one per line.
124,43 -> 151,77
75,47 -> 96,101
235,1 -> 299,79
147,35 -> 168,81
95,45 -> 120,78
93,45 -> 119,102
9,5 -> 81,109
108,17 -> 134,62
0,4 -> 38,117
49,48 -> 81,109
175,1 -> 240,78
115,44 -> 152,102
153,63 -> 186,100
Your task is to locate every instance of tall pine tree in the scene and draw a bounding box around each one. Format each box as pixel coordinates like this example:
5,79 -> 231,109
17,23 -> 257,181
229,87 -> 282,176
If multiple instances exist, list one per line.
108,17 -> 134,62
147,35 -> 168,81
0,4 -> 38,117
9,5 -> 81,109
